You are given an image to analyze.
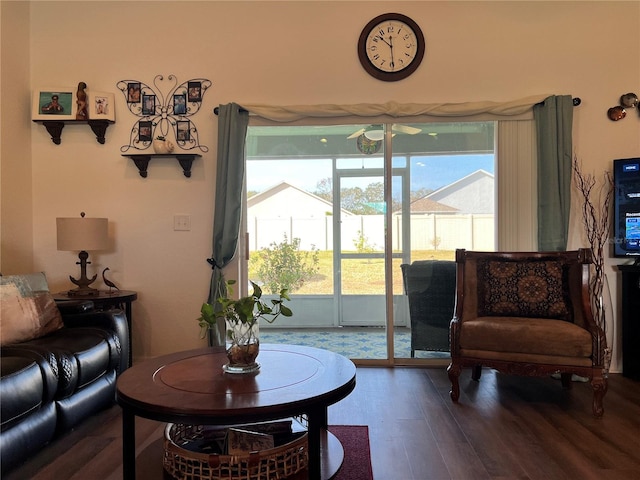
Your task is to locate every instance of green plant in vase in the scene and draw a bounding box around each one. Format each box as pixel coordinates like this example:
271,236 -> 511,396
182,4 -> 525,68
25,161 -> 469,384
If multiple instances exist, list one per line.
198,280 -> 292,373
197,302 -> 222,346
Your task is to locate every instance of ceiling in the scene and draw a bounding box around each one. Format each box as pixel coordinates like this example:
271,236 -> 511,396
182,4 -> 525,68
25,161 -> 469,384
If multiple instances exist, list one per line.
245,122 -> 495,159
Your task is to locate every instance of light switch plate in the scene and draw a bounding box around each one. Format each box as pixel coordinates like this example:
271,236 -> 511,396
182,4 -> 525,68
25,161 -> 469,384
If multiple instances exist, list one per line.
174,214 -> 191,231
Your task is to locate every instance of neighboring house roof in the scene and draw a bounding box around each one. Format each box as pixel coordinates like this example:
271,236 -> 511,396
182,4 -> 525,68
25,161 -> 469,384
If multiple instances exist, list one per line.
249,171 -> 494,217
408,197 -> 458,214
425,169 -> 494,214
248,181 -> 353,216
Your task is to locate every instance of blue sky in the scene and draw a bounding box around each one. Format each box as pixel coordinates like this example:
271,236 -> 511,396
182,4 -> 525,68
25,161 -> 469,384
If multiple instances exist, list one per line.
247,154 -> 495,194
411,154 -> 494,191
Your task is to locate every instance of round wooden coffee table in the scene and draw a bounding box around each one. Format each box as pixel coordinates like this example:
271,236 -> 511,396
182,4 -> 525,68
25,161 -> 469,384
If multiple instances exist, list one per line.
116,344 -> 356,480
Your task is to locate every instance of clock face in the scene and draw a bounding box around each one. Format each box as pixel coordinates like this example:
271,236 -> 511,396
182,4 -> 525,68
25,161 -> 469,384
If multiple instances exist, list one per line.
358,13 -> 425,82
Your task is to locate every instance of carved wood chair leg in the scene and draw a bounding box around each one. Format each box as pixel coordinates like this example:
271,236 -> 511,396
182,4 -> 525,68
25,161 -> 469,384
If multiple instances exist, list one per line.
560,373 -> 572,389
591,375 -> 608,418
447,363 -> 460,402
471,365 -> 482,381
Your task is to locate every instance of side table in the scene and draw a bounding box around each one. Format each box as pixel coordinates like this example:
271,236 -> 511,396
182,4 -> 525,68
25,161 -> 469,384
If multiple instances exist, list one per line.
53,290 -> 137,367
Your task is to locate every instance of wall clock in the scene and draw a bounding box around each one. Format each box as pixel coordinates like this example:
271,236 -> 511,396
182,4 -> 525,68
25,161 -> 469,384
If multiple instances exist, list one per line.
358,13 -> 425,82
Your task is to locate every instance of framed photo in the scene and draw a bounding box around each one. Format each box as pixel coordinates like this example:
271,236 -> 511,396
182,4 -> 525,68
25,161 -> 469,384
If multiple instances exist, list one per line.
173,94 -> 187,115
142,94 -> 156,116
187,81 -> 202,102
88,91 -> 115,121
32,88 -> 77,120
138,120 -> 152,142
177,120 -> 190,141
127,82 -> 141,103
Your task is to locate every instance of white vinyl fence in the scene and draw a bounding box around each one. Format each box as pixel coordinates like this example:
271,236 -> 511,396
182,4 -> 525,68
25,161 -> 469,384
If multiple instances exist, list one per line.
248,213 -> 495,252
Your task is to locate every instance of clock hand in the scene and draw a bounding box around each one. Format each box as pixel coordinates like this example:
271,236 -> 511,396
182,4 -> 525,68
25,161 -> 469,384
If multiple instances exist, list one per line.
377,35 -> 392,48
388,35 -> 395,69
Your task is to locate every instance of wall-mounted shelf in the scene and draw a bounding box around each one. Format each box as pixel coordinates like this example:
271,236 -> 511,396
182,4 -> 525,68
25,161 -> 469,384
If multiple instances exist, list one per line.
33,119 -> 114,145
122,154 -> 201,178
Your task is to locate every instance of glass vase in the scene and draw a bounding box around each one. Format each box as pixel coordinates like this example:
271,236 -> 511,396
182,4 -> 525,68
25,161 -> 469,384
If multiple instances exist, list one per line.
223,318 -> 260,374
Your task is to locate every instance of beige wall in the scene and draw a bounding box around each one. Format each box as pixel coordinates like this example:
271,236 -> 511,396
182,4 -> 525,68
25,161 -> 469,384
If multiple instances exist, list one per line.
1,1 -> 638,369
1,1 -> 33,273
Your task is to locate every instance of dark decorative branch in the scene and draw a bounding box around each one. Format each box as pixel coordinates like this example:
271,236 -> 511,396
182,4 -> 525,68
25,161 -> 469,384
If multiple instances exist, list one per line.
572,155 -> 613,334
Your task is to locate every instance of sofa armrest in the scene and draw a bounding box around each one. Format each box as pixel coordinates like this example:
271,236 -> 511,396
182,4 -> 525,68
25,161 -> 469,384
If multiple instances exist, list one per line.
0,346 -> 58,403
61,310 -> 129,373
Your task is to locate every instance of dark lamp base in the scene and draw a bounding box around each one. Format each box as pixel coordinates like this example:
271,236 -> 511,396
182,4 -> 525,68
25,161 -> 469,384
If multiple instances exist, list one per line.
67,250 -> 100,296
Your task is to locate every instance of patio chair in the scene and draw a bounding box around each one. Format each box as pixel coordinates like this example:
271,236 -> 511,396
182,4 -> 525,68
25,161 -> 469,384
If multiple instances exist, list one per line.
447,249 -> 608,417
400,260 -> 456,357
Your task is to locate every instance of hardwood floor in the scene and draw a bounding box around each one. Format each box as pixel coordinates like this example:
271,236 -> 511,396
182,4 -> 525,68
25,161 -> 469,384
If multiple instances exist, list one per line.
5,368 -> 640,480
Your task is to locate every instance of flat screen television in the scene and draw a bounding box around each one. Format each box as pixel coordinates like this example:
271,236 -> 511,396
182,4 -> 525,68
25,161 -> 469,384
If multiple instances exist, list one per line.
613,157 -> 640,261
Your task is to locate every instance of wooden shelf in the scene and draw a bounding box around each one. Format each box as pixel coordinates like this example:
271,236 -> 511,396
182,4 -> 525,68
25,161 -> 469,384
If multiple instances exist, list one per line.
33,119 -> 114,145
122,154 -> 201,178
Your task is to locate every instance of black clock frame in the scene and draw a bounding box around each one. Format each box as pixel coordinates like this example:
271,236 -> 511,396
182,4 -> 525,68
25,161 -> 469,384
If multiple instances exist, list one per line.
357,13 -> 425,82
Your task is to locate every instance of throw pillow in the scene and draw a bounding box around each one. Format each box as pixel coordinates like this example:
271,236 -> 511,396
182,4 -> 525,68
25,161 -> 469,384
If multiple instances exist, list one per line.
477,258 -> 572,321
0,273 -> 64,346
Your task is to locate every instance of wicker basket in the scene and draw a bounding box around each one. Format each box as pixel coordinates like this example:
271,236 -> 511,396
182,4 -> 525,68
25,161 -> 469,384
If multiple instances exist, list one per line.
163,423 -> 308,480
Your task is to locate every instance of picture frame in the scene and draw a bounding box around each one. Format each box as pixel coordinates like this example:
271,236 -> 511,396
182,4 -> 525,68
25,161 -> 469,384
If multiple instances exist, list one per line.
138,120 -> 152,142
173,94 -> 187,115
32,88 -> 77,120
187,81 -> 202,102
127,82 -> 141,103
177,120 -> 190,141
88,91 -> 115,121
142,94 -> 156,116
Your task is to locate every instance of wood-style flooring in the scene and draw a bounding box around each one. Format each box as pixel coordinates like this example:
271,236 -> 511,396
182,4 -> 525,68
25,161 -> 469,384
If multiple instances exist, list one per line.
5,368 -> 640,480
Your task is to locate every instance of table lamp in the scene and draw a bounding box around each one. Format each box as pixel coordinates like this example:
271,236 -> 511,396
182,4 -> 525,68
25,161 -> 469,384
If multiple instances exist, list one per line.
56,212 -> 109,296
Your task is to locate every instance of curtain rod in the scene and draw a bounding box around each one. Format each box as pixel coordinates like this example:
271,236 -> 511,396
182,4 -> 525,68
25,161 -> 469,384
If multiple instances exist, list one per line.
536,97 -> 581,106
213,98 -> 581,116
213,106 -> 248,115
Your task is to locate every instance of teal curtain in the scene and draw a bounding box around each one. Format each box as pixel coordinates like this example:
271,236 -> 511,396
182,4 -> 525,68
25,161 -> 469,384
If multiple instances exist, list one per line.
534,95 -> 573,251
207,103 -> 249,344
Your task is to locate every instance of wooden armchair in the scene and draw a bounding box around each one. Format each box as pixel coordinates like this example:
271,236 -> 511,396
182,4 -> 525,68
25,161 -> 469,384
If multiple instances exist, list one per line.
447,249 -> 608,417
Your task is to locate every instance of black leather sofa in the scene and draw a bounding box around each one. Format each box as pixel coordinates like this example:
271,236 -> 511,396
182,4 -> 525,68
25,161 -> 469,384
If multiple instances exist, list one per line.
0,281 -> 129,474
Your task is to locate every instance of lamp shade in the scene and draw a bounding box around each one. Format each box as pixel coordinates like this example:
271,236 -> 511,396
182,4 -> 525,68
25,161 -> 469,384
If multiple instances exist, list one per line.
56,217 -> 109,251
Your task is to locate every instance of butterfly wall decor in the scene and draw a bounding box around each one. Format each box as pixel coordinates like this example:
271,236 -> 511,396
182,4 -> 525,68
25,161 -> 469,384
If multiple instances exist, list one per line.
117,74 -> 211,153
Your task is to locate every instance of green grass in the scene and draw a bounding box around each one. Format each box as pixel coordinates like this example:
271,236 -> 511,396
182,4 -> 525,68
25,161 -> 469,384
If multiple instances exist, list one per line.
249,250 -> 454,295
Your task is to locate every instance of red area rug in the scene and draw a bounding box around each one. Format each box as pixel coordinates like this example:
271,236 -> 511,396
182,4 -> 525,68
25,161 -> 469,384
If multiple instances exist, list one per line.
330,425 -> 373,480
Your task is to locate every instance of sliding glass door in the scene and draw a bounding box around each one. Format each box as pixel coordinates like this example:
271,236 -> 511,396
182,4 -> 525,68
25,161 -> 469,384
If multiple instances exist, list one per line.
245,122 -> 495,362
